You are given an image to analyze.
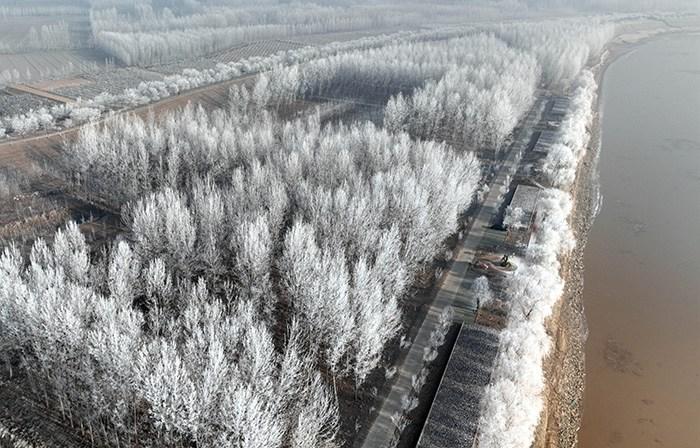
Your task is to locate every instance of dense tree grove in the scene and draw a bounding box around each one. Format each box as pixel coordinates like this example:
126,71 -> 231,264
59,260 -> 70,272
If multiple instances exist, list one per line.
382,35 -> 539,148
275,33 -> 537,101
249,21 -> 611,148
68,104 -> 481,285
0,89 -> 481,444
383,20 -> 612,147
0,223 -> 340,447
491,19 -> 614,86
252,20 -> 611,149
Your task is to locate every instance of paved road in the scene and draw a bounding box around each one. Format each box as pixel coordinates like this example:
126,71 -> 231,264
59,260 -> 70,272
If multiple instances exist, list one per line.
359,99 -> 544,448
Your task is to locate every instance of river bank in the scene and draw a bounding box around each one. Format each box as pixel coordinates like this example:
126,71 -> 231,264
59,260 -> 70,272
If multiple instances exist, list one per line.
536,17 -> 700,448
578,30 -> 700,448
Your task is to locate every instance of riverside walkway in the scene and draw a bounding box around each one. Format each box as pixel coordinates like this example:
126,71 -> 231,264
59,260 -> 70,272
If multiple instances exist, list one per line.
359,98 -> 544,448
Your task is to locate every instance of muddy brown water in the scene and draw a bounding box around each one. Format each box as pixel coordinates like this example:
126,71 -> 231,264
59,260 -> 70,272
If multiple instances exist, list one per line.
578,33 -> 700,448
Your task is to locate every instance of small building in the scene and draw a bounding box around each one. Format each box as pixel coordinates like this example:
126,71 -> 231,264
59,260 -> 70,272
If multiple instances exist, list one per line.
504,184 -> 541,249
550,96 -> 570,117
416,324 -> 501,448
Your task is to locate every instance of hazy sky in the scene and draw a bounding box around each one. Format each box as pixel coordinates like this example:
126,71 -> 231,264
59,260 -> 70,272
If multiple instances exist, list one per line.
0,0 -> 697,13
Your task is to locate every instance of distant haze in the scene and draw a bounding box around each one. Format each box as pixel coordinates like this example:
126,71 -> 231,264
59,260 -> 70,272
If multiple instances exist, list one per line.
0,0 -> 698,13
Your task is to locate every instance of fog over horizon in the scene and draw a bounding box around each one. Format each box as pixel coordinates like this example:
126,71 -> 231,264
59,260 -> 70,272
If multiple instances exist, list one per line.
0,0 -> 698,14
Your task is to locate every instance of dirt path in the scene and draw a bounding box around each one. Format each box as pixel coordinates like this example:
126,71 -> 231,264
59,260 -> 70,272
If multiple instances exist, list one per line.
5,84 -> 76,104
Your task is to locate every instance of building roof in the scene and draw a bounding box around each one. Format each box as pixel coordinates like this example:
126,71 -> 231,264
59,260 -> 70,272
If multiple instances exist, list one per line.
417,324 -> 501,448
507,184 -> 541,228
551,97 -> 570,116
532,130 -> 558,154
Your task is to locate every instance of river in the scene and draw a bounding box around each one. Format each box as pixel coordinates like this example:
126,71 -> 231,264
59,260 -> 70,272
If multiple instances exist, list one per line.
578,33 -> 700,448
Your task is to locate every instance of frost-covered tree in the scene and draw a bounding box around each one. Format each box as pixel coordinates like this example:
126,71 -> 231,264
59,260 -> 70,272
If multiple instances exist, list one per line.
541,71 -> 597,188
471,275 -> 495,307
0,222 -> 341,447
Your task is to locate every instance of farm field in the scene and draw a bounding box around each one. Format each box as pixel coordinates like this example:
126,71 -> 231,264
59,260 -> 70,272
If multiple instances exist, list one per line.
0,49 -> 109,84
212,40 -> 308,64
0,92 -> 53,118
53,67 -> 163,99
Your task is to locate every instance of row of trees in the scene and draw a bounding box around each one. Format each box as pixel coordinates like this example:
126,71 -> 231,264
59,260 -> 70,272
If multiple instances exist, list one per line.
0,103 -> 100,136
541,70 -> 596,188
0,20 -> 78,53
24,21 -> 75,51
89,2 -> 415,35
0,4 -> 86,18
